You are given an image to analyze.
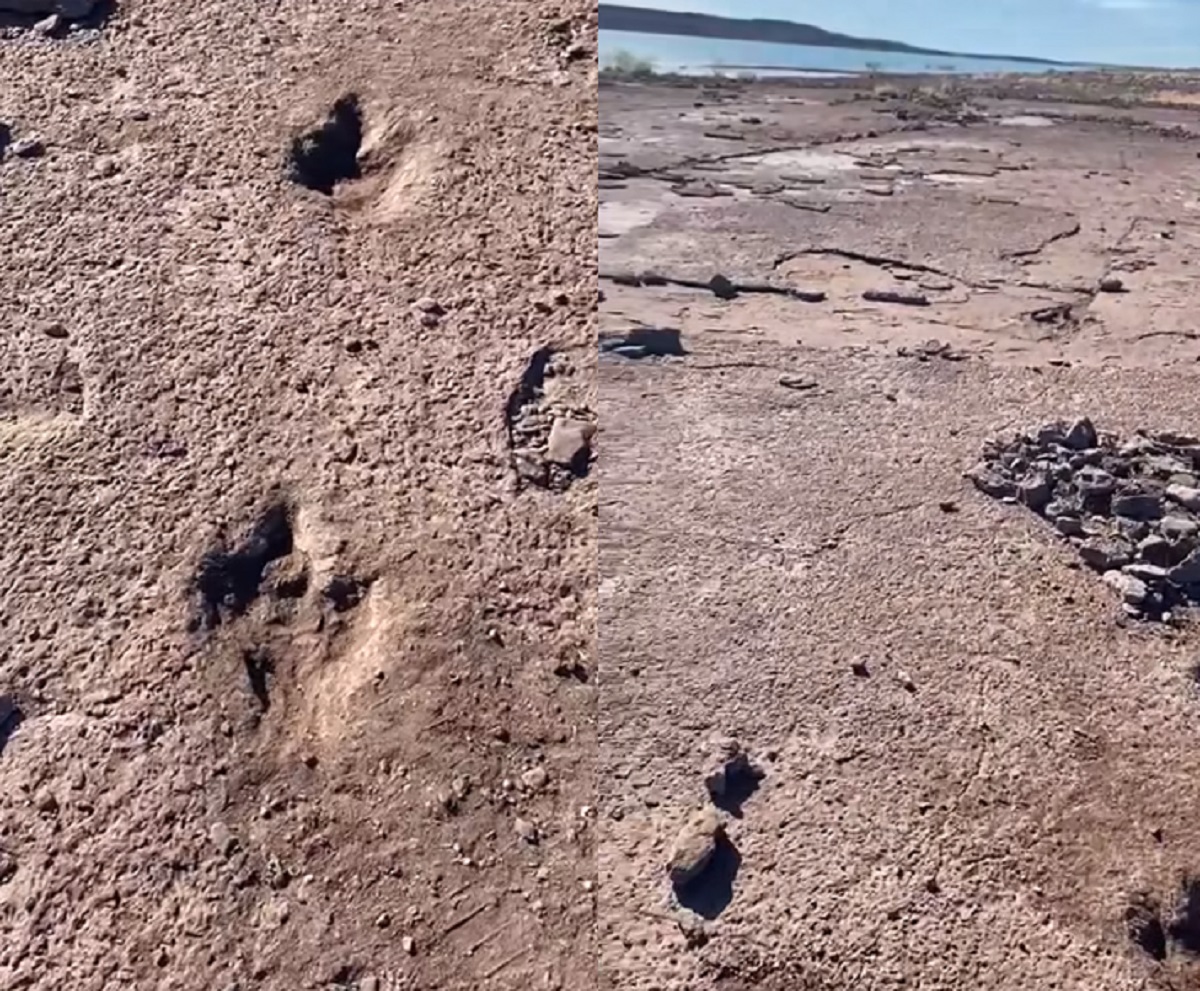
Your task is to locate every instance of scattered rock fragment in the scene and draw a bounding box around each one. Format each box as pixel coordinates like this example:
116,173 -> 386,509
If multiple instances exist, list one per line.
968,419 -> 1200,620
671,180 -> 732,199
9,137 -> 45,160
965,463 -> 1015,499
667,806 -> 723,888
546,417 -> 595,471
865,289 -> 930,307
1104,570 -> 1151,608
709,273 -> 737,300
1065,416 -> 1099,450
897,339 -> 967,361
1167,484 -> 1200,513
1099,276 -> 1126,293
209,821 -> 239,857
598,327 -> 686,359
702,736 -> 764,807
1079,539 -> 1131,572
32,12 -> 60,34
778,374 -> 817,391
676,908 -> 711,948
520,765 -> 550,792
514,817 -> 538,844
1112,490 -> 1163,521
505,347 -> 593,492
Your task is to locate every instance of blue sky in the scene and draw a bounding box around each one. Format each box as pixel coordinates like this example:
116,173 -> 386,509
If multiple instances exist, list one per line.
643,0 -> 1200,66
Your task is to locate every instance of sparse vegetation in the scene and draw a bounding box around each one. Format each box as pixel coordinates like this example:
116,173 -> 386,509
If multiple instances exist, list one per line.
600,49 -> 659,81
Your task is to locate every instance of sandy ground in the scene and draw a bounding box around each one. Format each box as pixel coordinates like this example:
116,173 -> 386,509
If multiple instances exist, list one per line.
0,3 -> 596,990
599,74 -> 1200,989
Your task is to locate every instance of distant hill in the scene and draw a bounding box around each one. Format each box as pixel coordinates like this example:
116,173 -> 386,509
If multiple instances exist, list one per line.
598,4 -> 1065,65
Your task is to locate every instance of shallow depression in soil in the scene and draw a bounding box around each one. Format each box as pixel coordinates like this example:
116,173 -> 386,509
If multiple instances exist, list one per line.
999,114 -> 1056,127
598,199 -> 668,235
731,148 -> 868,175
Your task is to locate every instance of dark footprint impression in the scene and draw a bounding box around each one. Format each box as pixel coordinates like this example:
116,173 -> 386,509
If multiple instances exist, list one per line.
287,94 -> 364,195
675,834 -> 741,921
0,1 -> 118,30
321,574 -> 373,614
1126,881 -> 1200,963
1168,876 -> 1200,956
1127,893 -> 1167,961
504,345 -> 553,441
192,502 -> 294,629
0,697 -> 23,757
242,647 -> 275,713
708,761 -> 764,819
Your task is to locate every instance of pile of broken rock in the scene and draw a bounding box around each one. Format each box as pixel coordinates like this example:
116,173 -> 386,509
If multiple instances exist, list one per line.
967,417 -> 1200,622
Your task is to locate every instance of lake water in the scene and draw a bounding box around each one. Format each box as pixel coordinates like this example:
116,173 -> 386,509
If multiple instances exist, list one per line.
599,29 -> 1087,77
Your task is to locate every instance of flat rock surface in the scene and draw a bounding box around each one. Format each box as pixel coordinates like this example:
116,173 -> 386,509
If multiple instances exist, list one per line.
599,74 -> 1200,990
0,3 -> 596,990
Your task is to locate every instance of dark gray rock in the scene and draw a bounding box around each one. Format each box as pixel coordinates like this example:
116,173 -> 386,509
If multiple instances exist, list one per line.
1034,422 -> 1068,448
1079,539 -> 1132,572
1045,499 -> 1078,519
1054,515 -> 1086,537
1138,535 -> 1172,567
1116,518 -> 1152,543
667,806 -> 723,888
599,326 -> 686,358
1017,474 -> 1053,511
1144,455 -> 1192,478
1153,431 -> 1200,447
1064,417 -> 1098,451
9,138 -> 45,160
1165,484 -> 1200,513
1074,466 -> 1117,497
1123,562 -> 1169,582
966,463 -> 1016,499
1111,490 -> 1163,521
971,418 -> 1200,621
1169,548 -> 1200,586
1161,516 -> 1199,541
1104,570 -> 1150,606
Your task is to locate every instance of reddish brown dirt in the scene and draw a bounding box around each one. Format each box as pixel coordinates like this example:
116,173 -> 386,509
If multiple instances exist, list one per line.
0,3 -> 596,990
599,75 -> 1200,990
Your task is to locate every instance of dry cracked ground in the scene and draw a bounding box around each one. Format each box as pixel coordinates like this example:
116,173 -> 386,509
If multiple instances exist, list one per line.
0,2 -> 596,990
599,76 -> 1200,989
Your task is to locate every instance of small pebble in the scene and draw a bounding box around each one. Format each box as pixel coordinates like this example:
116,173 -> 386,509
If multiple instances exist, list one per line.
514,817 -> 538,844
413,296 -> 444,315
10,138 -> 45,160
521,766 -> 550,792
667,806 -> 723,887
